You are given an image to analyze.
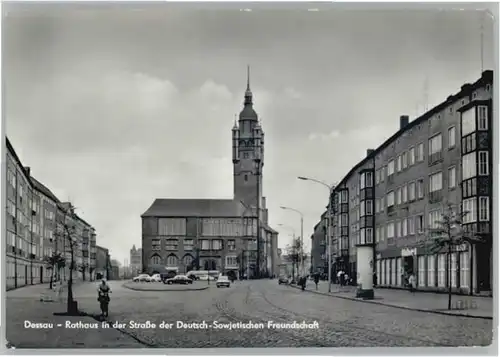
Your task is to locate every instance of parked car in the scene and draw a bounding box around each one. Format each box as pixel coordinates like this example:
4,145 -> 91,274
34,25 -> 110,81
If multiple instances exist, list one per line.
150,274 -> 162,282
198,275 -> 216,281
216,276 -> 231,288
164,275 -> 193,285
278,276 -> 289,285
133,274 -> 151,282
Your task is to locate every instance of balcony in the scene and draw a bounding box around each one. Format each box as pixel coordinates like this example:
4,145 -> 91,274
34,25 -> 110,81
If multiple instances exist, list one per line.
428,151 -> 443,166
428,190 -> 443,204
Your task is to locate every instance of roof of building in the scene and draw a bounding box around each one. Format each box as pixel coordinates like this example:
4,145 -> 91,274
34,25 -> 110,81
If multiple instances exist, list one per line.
30,176 -> 61,203
262,222 -> 278,234
141,198 -> 249,218
333,70 -> 493,192
96,245 -> 109,253
6,137 -> 31,183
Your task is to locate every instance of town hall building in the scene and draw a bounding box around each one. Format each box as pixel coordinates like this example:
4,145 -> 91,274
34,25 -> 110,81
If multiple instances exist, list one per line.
141,69 -> 279,279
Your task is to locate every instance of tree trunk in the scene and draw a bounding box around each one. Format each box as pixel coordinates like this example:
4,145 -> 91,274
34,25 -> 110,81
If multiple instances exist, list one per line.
447,246 -> 452,310
49,267 -> 54,290
67,250 -> 75,314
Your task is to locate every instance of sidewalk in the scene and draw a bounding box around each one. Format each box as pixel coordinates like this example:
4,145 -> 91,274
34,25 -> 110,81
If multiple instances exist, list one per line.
6,282 -> 145,348
291,282 -> 492,319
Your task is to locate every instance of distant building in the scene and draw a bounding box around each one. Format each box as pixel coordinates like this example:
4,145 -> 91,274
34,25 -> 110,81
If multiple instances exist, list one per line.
130,245 -> 142,275
310,211 -> 328,275
95,245 -> 111,279
141,69 -> 279,280
110,264 -> 120,280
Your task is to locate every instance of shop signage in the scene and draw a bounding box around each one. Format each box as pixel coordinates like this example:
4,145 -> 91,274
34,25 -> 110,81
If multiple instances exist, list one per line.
401,248 -> 417,257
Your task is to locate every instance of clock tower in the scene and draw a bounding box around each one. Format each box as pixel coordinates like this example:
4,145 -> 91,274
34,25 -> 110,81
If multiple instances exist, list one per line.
232,66 -> 264,208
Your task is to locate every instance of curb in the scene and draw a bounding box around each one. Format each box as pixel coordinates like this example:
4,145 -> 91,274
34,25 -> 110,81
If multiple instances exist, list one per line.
288,285 -> 492,320
122,283 -> 209,292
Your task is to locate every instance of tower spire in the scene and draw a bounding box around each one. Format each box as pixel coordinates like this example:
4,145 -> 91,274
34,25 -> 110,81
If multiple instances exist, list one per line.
244,65 -> 253,106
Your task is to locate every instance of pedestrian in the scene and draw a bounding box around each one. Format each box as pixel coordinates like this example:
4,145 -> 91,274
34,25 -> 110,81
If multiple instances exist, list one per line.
408,273 -> 416,293
344,272 -> 349,286
300,276 -> 306,291
314,273 -> 320,290
337,270 -> 343,286
373,272 -> 378,287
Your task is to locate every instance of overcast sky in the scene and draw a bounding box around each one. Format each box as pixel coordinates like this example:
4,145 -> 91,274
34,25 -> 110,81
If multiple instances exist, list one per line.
4,4 -> 494,263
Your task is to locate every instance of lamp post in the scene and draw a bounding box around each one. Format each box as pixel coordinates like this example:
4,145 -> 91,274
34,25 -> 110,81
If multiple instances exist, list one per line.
279,206 -> 304,277
298,176 -> 335,293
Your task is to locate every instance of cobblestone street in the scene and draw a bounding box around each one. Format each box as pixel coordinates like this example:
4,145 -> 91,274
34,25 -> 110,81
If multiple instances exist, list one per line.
6,279 -> 493,348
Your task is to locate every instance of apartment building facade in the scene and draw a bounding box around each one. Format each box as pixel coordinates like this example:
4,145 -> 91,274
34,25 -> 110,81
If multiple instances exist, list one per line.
310,212 -> 327,275
318,70 -> 493,294
5,138 -> 99,289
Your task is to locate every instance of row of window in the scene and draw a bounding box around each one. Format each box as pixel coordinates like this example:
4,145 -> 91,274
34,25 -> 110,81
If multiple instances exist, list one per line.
385,166 -> 457,208
151,238 -> 239,251
149,254 -> 239,268
156,218 -> 259,237
202,218 -> 257,237
385,142 -> 425,178
375,198 -> 490,242
376,252 -> 470,289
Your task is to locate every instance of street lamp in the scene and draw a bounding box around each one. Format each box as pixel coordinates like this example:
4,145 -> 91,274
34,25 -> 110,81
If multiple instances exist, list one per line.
280,206 -> 304,277
297,176 -> 335,293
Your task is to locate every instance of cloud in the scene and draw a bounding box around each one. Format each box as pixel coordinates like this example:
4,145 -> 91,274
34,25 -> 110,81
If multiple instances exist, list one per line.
308,130 -> 341,141
284,87 -> 302,99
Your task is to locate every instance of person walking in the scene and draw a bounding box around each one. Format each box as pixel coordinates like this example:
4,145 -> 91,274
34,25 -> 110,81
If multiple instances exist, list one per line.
408,273 -> 416,293
337,270 -> 344,286
314,273 -> 320,290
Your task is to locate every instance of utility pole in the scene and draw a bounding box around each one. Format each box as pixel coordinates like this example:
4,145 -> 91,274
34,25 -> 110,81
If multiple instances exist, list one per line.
300,215 -> 304,276
255,159 -> 261,279
480,12 -> 484,73
30,205 -> 34,285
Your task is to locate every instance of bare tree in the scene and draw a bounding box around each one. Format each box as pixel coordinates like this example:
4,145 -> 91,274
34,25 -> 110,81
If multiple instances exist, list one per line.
43,252 -> 65,289
78,262 -> 89,281
285,237 -> 307,279
415,203 -> 484,310
55,203 -> 80,315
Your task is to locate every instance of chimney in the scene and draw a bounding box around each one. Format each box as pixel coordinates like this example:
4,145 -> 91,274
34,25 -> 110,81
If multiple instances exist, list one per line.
366,149 -> 375,157
461,83 -> 472,91
399,115 -> 409,129
261,196 -> 266,209
24,166 -> 31,177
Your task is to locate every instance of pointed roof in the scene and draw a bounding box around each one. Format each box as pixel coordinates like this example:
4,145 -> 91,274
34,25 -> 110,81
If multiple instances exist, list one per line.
239,65 -> 258,121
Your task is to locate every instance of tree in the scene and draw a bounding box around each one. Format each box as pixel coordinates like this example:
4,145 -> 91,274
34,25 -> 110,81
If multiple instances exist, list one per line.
285,237 -> 307,278
415,203 -> 485,310
55,203 -> 80,315
43,252 -> 65,289
78,263 -> 89,281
